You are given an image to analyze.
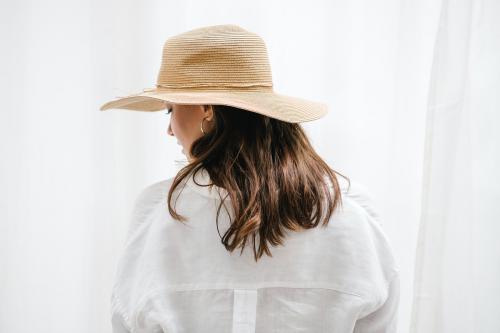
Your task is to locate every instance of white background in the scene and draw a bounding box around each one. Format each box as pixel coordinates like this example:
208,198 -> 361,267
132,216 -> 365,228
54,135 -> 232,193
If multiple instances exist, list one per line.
1,0 -> 498,332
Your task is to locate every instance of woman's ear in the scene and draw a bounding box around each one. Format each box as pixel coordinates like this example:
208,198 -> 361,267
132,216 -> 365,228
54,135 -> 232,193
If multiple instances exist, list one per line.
203,105 -> 214,121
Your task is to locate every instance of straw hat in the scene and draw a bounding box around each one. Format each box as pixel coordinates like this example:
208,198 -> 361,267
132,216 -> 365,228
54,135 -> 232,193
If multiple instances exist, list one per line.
99,24 -> 328,123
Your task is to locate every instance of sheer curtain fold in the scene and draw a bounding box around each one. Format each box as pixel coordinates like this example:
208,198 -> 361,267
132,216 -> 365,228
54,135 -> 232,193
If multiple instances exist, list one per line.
411,0 -> 500,332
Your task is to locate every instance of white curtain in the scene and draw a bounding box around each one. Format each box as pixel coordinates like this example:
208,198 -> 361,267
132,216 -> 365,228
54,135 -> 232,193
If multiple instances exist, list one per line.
1,1 -> 497,332
410,0 -> 500,332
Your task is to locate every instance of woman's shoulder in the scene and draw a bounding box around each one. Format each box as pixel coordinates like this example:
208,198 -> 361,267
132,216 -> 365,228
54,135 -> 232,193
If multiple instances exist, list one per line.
332,176 -> 400,292
133,177 -> 175,212
136,177 -> 175,202
335,176 -> 392,249
337,176 -> 382,226
123,176 -> 176,242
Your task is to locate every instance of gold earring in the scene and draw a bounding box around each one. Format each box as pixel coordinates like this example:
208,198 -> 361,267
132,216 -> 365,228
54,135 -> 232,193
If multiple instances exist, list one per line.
200,117 -> 208,134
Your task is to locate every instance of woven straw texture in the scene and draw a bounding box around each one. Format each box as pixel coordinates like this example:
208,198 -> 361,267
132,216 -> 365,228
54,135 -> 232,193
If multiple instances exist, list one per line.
99,24 -> 328,123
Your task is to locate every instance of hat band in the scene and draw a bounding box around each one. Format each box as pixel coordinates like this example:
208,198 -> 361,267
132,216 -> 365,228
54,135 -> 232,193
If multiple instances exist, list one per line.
154,83 -> 273,92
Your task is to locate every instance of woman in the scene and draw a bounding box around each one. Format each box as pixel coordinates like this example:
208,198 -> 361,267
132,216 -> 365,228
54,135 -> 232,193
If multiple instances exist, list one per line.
101,24 -> 399,333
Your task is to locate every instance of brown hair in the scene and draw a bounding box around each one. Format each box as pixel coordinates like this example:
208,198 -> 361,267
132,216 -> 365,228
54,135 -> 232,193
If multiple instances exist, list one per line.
167,105 -> 350,262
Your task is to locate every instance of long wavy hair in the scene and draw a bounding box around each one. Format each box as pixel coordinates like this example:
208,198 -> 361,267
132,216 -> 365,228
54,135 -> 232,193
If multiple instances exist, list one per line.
167,105 -> 350,262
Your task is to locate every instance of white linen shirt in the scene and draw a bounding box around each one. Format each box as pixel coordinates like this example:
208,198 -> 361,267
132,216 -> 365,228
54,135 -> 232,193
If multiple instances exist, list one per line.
110,168 -> 400,333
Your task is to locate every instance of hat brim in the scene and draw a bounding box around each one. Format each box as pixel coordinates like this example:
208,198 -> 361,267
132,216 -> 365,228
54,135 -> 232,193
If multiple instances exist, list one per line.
99,89 -> 328,123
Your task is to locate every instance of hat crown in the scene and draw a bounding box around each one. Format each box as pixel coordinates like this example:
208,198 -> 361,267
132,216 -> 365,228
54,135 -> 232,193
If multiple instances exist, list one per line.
156,25 -> 273,91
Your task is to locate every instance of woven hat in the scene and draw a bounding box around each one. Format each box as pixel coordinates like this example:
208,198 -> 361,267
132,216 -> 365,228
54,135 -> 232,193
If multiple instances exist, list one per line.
99,24 -> 328,123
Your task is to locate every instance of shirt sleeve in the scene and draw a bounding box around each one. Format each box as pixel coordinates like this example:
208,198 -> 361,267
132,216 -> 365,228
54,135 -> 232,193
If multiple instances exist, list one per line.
111,313 -> 132,333
110,178 -> 173,333
353,272 -> 400,333
110,291 -> 133,333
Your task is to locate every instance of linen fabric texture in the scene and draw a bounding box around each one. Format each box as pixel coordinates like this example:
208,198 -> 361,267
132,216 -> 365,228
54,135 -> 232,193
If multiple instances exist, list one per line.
110,168 -> 400,333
